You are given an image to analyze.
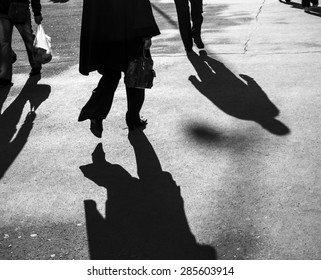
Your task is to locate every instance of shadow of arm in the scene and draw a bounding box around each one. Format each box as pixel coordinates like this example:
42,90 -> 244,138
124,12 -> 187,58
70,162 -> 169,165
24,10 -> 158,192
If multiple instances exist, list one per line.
188,75 -> 203,92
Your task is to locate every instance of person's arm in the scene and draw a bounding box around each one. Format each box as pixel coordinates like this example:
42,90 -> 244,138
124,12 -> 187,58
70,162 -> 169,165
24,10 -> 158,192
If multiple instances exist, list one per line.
31,0 -> 42,24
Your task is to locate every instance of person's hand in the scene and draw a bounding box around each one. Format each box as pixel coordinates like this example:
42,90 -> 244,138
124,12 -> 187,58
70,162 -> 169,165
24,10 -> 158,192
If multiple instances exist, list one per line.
34,15 -> 43,25
142,37 -> 152,49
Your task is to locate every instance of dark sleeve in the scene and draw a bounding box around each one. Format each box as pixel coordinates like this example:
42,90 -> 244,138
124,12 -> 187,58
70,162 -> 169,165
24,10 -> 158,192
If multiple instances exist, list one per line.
31,0 -> 42,16
0,0 -> 10,16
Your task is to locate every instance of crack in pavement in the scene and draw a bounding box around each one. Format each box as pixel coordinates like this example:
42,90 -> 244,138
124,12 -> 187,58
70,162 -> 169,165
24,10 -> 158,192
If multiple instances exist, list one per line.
244,0 -> 266,54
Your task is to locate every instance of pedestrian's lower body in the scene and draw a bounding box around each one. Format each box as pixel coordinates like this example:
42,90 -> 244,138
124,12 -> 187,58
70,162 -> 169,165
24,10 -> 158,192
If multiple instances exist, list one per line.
78,69 -> 146,138
0,12 -> 41,88
0,16 -> 14,88
174,0 -> 204,52
302,0 -> 319,11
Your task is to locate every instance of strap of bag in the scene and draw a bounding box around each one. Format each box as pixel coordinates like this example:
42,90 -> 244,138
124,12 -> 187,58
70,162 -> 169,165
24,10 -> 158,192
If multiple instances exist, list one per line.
134,42 -> 152,59
142,48 -> 151,59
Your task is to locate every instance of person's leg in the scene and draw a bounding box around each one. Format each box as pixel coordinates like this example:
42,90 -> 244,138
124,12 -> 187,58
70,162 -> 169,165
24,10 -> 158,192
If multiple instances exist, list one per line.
15,12 -> 42,74
310,0 -> 319,6
78,70 -> 121,122
174,0 -> 193,51
190,0 -> 204,48
190,0 -> 203,37
0,17 -> 14,84
302,0 -> 311,8
125,86 -> 146,130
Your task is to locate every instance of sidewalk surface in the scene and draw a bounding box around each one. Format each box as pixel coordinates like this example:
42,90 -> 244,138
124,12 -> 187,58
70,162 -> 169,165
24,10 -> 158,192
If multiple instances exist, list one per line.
1,0 -> 321,260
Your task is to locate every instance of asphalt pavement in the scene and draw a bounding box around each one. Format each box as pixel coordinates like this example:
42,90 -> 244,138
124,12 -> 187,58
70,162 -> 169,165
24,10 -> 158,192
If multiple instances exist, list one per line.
1,0 -> 321,260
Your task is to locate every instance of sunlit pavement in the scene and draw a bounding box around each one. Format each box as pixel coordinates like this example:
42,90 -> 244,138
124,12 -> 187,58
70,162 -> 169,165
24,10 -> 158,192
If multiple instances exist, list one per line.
1,0 -> 321,259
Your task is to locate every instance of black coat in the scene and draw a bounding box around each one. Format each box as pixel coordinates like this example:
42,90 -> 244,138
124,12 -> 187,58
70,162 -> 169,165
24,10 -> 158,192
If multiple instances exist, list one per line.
79,0 -> 160,75
0,0 -> 41,16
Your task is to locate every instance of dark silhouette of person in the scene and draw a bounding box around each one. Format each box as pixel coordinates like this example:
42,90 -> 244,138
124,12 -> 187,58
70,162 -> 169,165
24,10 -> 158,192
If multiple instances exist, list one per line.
187,50 -> 290,135
0,0 -> 43,89
80,131 -> 216,259
78,0 -> 160,138
174,0 -> 204,52
0,76 -> 50,179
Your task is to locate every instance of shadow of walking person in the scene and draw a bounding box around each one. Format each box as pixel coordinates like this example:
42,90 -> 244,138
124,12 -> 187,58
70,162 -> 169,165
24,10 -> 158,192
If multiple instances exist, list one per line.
187,50 -> 290,135
0,76 -> 51,179
80,131 -> 216,260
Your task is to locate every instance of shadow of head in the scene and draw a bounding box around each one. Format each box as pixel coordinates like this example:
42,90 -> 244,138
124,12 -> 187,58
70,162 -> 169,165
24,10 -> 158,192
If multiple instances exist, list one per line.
80,139 -> 217,260
256,117 -> 290,135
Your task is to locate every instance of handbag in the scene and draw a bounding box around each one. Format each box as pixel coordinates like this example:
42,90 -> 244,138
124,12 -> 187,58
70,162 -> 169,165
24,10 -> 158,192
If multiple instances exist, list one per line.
124,48 -> 156,89
8,2 -> 30,23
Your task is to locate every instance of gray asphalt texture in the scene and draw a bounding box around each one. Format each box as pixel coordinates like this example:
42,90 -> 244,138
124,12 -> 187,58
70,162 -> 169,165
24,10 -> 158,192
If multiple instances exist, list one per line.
1,0 -> 321,260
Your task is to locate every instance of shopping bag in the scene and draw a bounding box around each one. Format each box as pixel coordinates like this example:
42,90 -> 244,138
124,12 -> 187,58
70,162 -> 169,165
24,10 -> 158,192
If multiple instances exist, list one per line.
33,24 -> 52,64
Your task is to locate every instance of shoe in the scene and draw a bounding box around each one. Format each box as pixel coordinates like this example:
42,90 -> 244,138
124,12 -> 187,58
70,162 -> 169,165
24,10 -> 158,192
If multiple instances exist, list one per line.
30,68 -> 41,76
193,36 -> 205,49
90,119 -> 103,138
127,118 -> 147,131
0,78 -> 13,89
126,113 -> 147,131
304,7 -> 311,12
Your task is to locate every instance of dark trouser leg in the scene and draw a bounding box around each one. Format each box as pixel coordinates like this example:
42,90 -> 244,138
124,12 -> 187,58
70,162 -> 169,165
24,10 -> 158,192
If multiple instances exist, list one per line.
174,0 -> 193,50
125,86 -> 145,123
310,0 -> 318,5
190,0 -> 203,37
78,71 -> 121,121
15,12 -> 41,70
302,0 -> 311,7
0,18 -> 13,81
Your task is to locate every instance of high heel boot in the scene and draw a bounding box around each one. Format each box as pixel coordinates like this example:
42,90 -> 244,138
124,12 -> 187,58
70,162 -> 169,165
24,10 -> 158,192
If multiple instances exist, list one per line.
125,112 -> 147,131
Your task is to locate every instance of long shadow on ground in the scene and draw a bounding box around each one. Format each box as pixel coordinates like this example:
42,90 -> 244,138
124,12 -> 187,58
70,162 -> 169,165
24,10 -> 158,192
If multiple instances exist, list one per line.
80,131 -> 216,260
187,50 -> 290,136
0,76 -> 51,179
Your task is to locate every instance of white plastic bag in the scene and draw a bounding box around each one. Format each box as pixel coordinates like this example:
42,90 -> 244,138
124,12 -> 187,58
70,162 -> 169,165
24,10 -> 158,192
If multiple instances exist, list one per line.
33,24 -> 52,64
